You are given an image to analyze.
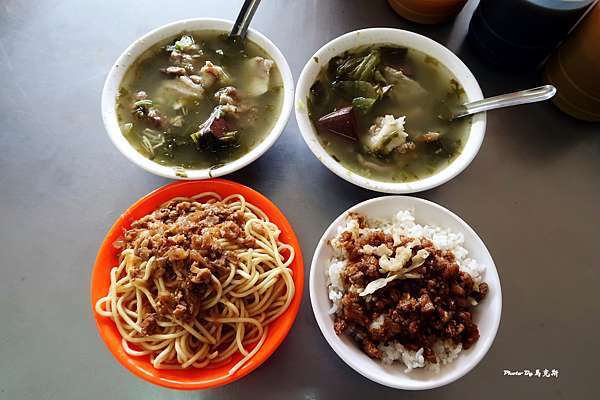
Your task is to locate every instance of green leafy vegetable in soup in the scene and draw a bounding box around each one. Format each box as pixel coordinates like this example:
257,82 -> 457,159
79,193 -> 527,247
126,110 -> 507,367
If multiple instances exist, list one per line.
117,31 -> 283,170
307,45 -> 471,183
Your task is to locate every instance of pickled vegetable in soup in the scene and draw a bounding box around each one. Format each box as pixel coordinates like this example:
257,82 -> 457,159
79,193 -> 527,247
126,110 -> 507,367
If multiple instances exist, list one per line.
117,31 -> 283,172
307,45 -> 471,183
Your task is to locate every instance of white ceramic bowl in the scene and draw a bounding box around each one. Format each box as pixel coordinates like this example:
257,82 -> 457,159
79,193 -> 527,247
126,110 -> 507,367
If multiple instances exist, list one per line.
309,196 -> 501,390
102,18 -> 294,180
295,28 -> 486,193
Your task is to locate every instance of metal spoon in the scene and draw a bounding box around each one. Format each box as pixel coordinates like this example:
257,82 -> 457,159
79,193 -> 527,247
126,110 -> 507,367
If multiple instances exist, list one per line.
445,85 -> 557,120
229,0 -> 262,41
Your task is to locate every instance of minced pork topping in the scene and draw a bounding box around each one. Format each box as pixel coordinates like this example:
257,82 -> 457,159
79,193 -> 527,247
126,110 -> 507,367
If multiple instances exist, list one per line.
330,213 -> 488,365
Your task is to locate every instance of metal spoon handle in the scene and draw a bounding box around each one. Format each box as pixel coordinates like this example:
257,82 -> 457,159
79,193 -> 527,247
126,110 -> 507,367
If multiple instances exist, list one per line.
230,0 -> 262,40
453,85 -> 557,119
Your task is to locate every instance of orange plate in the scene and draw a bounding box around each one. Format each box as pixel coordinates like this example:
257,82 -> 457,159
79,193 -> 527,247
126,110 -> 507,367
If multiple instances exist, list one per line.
90,179 -> 304,390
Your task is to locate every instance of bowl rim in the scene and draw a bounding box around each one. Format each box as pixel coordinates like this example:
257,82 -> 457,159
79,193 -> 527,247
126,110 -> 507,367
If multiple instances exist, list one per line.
90,179 -> 304,390
308,195 -> 502,390
101,18 -> 294,180
295,28 -> 487,194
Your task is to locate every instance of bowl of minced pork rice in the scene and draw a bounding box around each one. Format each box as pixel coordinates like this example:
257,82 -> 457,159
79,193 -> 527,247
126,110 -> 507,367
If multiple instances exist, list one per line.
309,195 -> 501,390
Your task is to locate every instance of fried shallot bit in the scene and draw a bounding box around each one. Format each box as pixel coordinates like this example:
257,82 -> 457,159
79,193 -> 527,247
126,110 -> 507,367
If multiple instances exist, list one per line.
161,66 -> 187,76
415,131 -> 440,143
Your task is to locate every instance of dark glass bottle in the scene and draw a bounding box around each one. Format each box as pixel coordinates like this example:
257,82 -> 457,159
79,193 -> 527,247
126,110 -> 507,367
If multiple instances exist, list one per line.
544,4 -> 600,121
467,0 -> 595,70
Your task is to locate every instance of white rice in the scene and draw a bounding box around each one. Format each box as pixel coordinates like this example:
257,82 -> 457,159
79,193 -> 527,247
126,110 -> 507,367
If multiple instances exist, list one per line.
327,260 -> 346,314
326,209 -> 486,372
377,340 -> 463,373
369,314 -> 385,330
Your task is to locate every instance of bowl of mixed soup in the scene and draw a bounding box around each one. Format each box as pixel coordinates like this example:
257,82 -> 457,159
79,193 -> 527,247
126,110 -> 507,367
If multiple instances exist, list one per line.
102,19 -> 294,179
295,28 -> 486,193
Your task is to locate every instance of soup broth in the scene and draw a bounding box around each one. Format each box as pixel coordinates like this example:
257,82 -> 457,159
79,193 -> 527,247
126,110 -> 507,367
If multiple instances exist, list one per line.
117,30 -> 283,172
308,45 -> 471,183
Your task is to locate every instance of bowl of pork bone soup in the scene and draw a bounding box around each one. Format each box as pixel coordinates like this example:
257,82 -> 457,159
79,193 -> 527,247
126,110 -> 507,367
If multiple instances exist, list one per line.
102,18 -> 294,179
295,28 -> 485,193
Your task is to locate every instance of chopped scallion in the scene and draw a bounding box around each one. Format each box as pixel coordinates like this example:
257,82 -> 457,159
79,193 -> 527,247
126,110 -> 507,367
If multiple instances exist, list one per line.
121,123 -> 133,133
175,35 -> 194,51
133,99 -> 153,107
142,136 -> 154,157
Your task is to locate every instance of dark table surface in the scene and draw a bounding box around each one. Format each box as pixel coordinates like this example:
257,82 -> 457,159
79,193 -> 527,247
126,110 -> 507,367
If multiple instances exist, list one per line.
1,1 -> 599,399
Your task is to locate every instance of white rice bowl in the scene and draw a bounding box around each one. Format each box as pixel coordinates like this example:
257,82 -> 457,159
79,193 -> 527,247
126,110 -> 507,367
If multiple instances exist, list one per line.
309,196 -> 502,390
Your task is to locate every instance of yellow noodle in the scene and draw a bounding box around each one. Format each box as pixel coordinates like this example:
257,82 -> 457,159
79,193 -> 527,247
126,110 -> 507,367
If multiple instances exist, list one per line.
94,192 -> 295,374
